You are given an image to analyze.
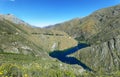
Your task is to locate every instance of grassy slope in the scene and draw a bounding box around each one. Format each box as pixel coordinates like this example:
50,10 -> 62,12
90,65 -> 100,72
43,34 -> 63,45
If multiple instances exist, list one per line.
1,4 -> 120,76
48,4 -> 120,44
0,14 -> 82,77
47,4 -> 120,76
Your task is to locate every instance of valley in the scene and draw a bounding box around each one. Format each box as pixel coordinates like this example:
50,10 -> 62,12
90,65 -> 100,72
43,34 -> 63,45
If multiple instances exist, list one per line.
0,4 -> 120,77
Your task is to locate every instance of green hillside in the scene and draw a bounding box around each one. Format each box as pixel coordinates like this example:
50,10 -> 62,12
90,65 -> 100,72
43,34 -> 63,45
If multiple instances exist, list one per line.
47,4 -> 120,75
48,4 -> 120,44
0,14 -> 82,77
1,4 -> 120,77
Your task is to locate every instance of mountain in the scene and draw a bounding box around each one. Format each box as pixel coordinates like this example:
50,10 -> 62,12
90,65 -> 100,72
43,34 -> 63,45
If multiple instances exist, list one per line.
0,14 -> 83,77
47,4 -> 120,74
0,14 -> 25,24
1,4 -> 120,77
48,4 -> 120,44
0,14 -> 77,55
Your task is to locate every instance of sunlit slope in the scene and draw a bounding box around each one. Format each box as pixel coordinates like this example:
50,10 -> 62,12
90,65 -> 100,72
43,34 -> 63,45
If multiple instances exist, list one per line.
0,14 -> 77,56
48,4 -> 120,44
48,4 -> 120,73
0,14 -> 82,77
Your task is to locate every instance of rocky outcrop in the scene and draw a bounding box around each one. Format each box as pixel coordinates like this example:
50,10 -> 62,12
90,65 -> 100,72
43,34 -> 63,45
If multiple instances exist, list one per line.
46,4 -> 120,73
74,35 -> 120,72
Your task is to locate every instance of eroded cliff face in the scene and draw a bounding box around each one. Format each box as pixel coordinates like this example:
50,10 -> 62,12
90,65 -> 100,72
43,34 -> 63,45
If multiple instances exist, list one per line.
47,4 -> 120,73
74,35 -> 120,72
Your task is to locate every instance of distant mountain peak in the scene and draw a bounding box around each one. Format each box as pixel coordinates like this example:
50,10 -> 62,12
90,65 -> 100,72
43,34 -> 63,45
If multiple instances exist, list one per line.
4,14 -> 25,24
0,13 -> 28,25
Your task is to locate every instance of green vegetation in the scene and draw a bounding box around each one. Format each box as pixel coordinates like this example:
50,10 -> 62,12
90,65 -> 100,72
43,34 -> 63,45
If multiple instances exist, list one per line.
0,14 -> 79,77
48,4 -> 120,75
48,5 -> 120,44
0,4 -> 120,77
0,53 -> 80,77
0,63 -> 76,77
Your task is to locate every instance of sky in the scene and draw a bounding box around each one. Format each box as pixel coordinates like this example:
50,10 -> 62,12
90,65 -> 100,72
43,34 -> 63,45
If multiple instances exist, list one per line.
0,0 -> 120,27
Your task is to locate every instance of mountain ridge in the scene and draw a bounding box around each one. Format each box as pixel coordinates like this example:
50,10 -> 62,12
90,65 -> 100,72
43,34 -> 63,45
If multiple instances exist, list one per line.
0,4 -> 120,77
47,4 -> 120,44
47,4 -> 120,73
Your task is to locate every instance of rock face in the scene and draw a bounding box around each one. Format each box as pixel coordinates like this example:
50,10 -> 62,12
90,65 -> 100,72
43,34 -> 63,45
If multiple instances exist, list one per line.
73,5 -> 120,72
47,4 -> 120,73
74,35 -> 120,72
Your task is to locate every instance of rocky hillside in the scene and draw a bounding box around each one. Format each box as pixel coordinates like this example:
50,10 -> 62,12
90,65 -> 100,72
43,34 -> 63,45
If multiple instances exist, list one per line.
0,14 -> 84,77
0,14 -> 77,56
48,4 -> 120,44
74,35 -> 120,73
46,18 -> 81,38
48,4 -> 120,73
1,4 -> 120,76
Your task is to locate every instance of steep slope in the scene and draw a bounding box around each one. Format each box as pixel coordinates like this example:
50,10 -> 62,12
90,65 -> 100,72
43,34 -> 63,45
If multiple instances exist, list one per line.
48,4 -> 120,44
0,16 -> 46,57
48,4 -> 120,73
0,14 -> 84,77
0,14 -> 77,55
74,35 -> 120,73
46,18 -> 82,38
1,4 -> 120,76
